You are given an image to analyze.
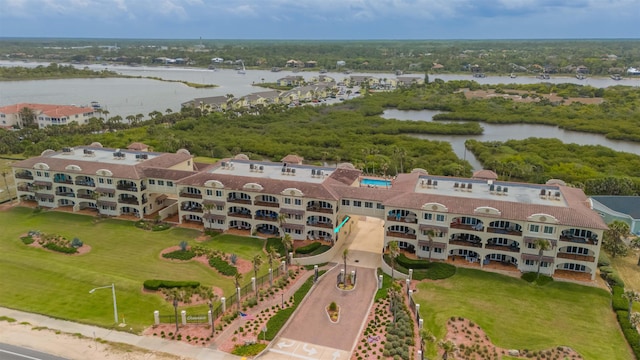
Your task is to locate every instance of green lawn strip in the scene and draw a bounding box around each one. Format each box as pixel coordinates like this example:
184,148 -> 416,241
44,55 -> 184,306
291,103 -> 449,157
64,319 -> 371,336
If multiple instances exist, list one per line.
202,234 -> 271,277
265,237 -> 285,256
0,208 -> 265,331
413,268 -> 630,360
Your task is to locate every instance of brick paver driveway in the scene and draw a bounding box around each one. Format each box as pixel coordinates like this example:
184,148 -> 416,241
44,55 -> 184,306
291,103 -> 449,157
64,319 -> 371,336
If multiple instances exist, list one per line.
260,265 -> 378,360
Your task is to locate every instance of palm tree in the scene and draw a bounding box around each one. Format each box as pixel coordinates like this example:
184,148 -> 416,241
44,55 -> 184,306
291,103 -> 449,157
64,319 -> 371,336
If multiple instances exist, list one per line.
438,340 -> 457,360
267,245 -> 279,270
425,229 -> 436,261
342,248 -> 349,284
125,115 -> 135,125
1,170 -> 10,200
233,272 -> 242,308
18,106 -> 37,128
388,241 -> 399,279
623,290 -> 640,321
534,238 -> 551,279
603,220 -> 631,258
420,329 -> 436,354
282,233 -> 294,266
389,281 -> 402,325
252,254 -> 262,280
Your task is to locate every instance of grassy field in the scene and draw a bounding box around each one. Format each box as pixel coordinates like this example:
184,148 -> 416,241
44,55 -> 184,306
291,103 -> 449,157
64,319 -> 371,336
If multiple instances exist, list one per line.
0,207 -> 270,332
613,249 -> 640,290
413,268 -> 632,360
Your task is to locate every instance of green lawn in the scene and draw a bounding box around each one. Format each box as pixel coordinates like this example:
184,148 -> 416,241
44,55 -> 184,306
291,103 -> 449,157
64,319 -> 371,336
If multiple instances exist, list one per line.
0,208 -> 269,332
413,268 -> 631,360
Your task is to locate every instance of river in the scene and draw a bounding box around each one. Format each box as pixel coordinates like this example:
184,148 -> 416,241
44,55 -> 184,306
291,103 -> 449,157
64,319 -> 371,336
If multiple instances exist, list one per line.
381,109 -> 640,169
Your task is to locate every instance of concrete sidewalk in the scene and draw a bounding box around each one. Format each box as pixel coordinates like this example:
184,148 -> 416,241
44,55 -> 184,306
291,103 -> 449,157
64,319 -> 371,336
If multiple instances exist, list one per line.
0,307 -> 241,360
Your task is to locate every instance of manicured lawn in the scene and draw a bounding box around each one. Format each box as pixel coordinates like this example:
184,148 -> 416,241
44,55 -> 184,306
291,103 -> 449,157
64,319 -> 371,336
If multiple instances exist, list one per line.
0,207 -> 268,332
413,268 -> 631,360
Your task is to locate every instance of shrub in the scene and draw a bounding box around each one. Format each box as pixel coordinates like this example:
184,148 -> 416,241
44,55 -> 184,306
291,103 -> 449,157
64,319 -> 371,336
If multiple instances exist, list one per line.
162,250 -> 196,260
152,223 -> 171,231
295,242 -> 322,254
329,301 -> 338,311
143,280 -> 200,291
598,252 -> 611,267
43,242 -> 77,254
71,237 -> 83,248
179,241 -> 188,251
266,237 -> 286,256
231,343 -> 267,356
612,286 -> 627,311
208,256 -> 238,276
20,236 -> 34,245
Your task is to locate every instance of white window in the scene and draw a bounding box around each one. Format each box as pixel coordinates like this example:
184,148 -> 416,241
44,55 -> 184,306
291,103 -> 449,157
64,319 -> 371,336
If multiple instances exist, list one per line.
424,213 -> 433,221
436,214 -> 445,222
525,259 -> 535,266
206,189 -> 213,196
167,181 -> 173,187
377,203 -> 384,209
353,201 -> 362,207
364,202 -> 373,208
284,198 -> 291,204
529,224 -> 540,233
158,180 -> 164,186
294,199 -> 302,206
342,199 -> 350,206
98,178 -> 104,184
216,190 -> 222,197
149,179 -> 155,185
543,226 -> 554,234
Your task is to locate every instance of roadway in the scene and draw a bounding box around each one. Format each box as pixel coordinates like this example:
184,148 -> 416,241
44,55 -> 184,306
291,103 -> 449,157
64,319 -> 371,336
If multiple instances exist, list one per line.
0,343 -> 68,360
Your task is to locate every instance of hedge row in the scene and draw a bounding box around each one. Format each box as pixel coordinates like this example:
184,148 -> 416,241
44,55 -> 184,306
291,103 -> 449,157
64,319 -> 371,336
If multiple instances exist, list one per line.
143,280 -> 200,291
208,256 -> 238,276
295,242 -> 322,255
43,242 -> 77,254
397,254 -> 431,269
162,250 -> 196,260
616,310 -> 640,358
391,254 -> 456,280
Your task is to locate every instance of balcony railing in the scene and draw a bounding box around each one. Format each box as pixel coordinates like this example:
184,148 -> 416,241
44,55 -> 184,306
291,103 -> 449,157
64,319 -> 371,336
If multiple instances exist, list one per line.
228,212 -> 252,219
255,215 -> 277,222
55,192 -> 75,197
450,223 -> 484,232
557,252 -> 596,262
54,179 -> 73,184
559,235 -> 597,246
486,227 -> 522,236
254,200 -> 279,208
306,206 -> 333,214
485,244 -> 520,253
449,239 -> 482,248
17,185 -> 36,192
77,193 -> 94,199
117,184 -> 139,192
182,207 -> 203,213
386,231 -> 417,240
75,181 -> 96,187
118,198 -> 139,205
179,192 -> 203,199
387,215 -> 418,224
227,198 -> 251,205
307,222 -> 333,229
15,172 -> 34,180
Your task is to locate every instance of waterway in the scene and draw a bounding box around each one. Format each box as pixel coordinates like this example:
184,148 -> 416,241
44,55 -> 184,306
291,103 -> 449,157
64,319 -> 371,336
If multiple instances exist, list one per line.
381,109 -> 640,169
1,60 -> 638,169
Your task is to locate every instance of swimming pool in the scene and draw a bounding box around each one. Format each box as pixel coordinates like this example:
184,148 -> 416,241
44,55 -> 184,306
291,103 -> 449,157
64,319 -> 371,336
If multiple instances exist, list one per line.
361,178 -> 391,187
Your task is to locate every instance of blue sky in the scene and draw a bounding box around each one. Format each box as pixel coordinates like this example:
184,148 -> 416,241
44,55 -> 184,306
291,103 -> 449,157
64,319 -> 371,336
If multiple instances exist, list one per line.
1,0 -> 638,40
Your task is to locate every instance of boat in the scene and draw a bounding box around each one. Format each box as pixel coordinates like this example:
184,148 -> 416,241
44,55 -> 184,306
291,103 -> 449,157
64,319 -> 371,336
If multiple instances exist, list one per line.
627,67 -> 640,76
509,73 -> 517,79
576,74 -> 586,80
208,65 -> 217,71
536,73 -> 550,80
319,69 -> 327,74
611,74 -> 622,81
237,61 -> 246,75
271,67 -> 281,72
473,73 -> 486,78
90,101 -> 101,110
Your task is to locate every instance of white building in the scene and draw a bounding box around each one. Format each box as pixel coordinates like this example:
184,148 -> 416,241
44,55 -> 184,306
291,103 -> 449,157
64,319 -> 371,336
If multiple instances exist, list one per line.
0,103 -> 96,129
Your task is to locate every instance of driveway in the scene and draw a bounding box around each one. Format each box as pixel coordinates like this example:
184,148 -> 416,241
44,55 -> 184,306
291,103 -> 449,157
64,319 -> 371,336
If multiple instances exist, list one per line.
259,265 -> 378,360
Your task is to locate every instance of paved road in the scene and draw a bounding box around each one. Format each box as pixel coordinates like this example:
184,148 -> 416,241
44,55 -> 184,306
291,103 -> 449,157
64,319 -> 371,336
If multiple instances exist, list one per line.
260,265 -> 378,360
0,343 -> 68,360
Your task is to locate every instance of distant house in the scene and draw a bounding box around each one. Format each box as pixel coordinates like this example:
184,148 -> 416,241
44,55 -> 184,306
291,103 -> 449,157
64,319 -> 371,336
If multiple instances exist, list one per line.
281,154 -> 304,165
591,196 -> 640,235
211,57 -> 224,63
181,96 -> 232,112
286,59 -> 304,68
396,76 -> 424,87
277,76 -> 305,87
576,65 -> 589,74
431,63 -> 444,70
336,60 -> 346,67
127,142 -> 151,152
347,75 -> 375,86
305,61 -> 317,68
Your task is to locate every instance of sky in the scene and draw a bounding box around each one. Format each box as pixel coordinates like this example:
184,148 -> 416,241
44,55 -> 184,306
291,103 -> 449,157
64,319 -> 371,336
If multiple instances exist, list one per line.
0,0 -> 639,40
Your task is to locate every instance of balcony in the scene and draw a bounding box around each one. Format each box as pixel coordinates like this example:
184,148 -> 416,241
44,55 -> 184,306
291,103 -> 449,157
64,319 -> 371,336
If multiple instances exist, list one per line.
450,223 -> 484,232
75,181 -> 96,187
485,244 -> 520,253
77,193 -> 94,199
387,215 -> 417,224
17,185 -> 36,192
141,198 -> 148,204
386,231 -> 417,240
55,192 -> 75,198
255,215 -> 277,222
15,172 -> 34,180
118,198 -> 139,205
306,206 -> 333,214
254,200 -> 279,208
228,212 -> 252,219
557,253 -> 596,262
486,227 -> 522,236
117,184 -> 139,192
559,234 -> 597,246
228,198 -> 251,205
180,191 -> 203,199
54,179 -> 73,184
307,221 -> 333,229
182,207 -> 203,213
449,239 -> 482,248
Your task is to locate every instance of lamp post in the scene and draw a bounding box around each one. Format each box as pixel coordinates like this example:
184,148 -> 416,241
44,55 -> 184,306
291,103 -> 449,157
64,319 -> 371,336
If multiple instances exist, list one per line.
208,301 -> 215,337
89,283 -> 118,324
173,298 -> 179,333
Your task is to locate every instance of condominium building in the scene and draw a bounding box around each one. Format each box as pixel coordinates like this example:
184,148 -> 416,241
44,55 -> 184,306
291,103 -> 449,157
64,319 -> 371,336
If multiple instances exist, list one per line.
11,144 -> 607,280
0,103 -> 97,129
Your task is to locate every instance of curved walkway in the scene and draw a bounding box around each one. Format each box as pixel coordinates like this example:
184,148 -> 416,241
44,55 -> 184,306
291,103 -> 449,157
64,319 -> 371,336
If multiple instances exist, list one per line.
259,265 -> 378,360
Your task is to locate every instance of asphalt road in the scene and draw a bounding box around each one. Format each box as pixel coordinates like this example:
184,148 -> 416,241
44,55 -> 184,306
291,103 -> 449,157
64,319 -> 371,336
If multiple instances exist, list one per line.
0,343 -> 68,360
